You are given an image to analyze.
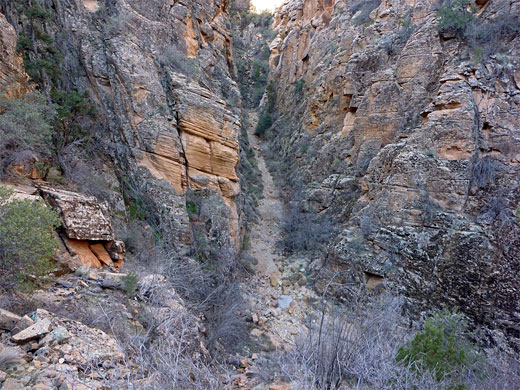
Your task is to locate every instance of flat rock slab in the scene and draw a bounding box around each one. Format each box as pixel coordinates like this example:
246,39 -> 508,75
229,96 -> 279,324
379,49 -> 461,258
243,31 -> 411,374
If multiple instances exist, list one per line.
277,295 -> 293,309
11,315 -> 35,335
0,309 -> 22,331
12,318 -> 51,343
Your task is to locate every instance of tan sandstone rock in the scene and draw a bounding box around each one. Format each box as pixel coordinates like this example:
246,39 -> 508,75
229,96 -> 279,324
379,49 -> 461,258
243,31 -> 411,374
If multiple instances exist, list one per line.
89,243 -> 114,268
0,14 -> 31,97
64,239 -> 102,269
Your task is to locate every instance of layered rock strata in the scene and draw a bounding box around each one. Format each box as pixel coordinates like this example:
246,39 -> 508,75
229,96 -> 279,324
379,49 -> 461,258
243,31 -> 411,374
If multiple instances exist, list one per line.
0,0 -> 243,253
267,0 -> 520,350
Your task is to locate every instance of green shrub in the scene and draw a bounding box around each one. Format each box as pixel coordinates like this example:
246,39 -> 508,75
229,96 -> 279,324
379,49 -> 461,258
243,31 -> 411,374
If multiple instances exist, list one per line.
122,271 -> 139,298
293,79 -> 305,95
0,91 -> 55,156
396,309 -> 482,387
254,113 -> 272,136
435,0 -> 519,62
0,185 -> 60,291
265,82 -> 277,113
331,157 -> 341,171
241,234 -> 250,250
186,202 -> 197,214
436,0 -> 476,37
51,89 -> 96,150
127,200 -> 147,221
16,1 -> 62,86
15,1 -> 98,155
23,4 -> 52,20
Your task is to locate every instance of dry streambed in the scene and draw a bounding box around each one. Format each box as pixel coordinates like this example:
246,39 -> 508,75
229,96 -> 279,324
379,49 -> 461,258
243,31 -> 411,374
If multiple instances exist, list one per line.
231,112 -> 321,390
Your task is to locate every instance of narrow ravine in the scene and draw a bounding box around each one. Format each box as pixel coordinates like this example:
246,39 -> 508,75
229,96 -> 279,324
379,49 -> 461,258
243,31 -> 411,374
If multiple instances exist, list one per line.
245,111 -> 284,279
232,111 -> 320,389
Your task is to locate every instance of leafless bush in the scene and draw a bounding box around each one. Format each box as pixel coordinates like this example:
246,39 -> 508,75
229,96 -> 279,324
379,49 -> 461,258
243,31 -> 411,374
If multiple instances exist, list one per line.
474,354 -> 520,390
283,204 -> 334,253
158,45 -> 201,79
471,156 -> 500,190
278,291 -> 411,389
282,184 -> 334,253
0,292 -> 37,316
164,254 -> 248,355
479,193 -> 514,228
121,221 -> 156,263
276,288 -> 520,389
466,13 -> 520,58
77,301 -> 232,390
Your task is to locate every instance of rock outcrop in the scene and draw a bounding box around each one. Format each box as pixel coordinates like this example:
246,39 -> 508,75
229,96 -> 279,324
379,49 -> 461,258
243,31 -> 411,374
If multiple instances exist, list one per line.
0,0 -> 244,254
1,183 -> 125,271
39,186 -> 126,269
0,308 -> 125,389
266,0 -> 520,350
0,13 -> 31,97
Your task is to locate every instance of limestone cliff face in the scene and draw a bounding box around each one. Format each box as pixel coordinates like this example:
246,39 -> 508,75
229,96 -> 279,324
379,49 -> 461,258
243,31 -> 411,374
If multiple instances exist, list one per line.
267,0 -> 520,349
1,0 -> 243,252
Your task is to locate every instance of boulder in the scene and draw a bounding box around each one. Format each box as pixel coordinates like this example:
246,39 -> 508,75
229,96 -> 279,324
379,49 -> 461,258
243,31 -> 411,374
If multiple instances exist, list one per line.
39,186 -> 114,241
52,326 -> 70,344
277,295 -> 293,309
103,240 -> 125,269
11,315 -> 35,336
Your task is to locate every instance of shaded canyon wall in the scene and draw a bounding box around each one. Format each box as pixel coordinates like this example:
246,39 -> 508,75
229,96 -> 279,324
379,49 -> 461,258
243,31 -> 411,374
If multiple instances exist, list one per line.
266,0 -> 520,350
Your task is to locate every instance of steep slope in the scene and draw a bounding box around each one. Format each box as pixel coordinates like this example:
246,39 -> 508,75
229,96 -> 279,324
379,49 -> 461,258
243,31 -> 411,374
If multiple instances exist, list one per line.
265,0 -> 520,350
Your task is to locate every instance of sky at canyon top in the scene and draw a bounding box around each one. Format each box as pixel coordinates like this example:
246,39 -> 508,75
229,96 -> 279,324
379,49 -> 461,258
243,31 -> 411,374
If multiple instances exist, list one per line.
251,0 -> 283,11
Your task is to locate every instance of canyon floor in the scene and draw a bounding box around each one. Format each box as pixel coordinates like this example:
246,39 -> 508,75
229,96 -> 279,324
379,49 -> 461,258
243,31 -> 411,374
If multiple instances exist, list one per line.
229,112 -> 321,389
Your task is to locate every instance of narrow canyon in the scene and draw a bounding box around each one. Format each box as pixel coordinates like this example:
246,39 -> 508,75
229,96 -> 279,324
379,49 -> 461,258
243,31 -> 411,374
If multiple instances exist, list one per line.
0,0 -> 519,389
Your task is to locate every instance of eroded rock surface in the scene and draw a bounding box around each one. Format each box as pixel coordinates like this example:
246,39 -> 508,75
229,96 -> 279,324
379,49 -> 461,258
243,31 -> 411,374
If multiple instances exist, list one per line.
0,0 -> 244,253
0,13 -> 31,97
266,0 -> 520,350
